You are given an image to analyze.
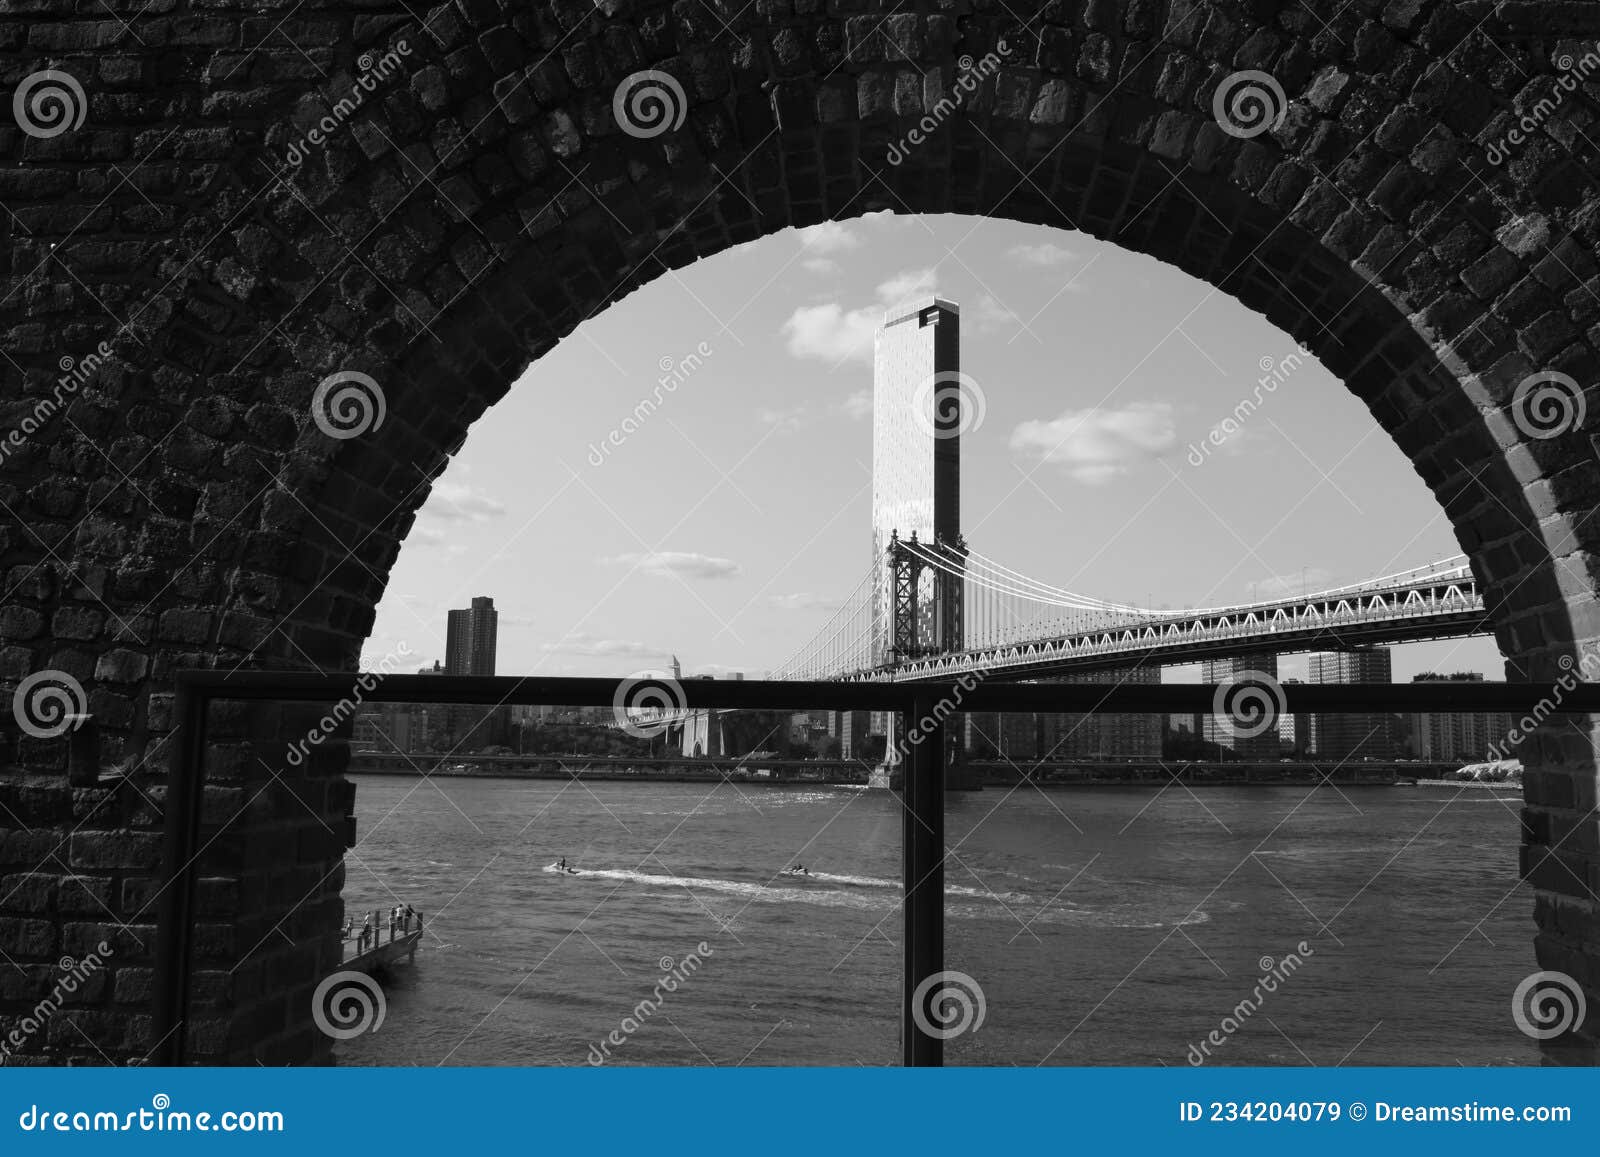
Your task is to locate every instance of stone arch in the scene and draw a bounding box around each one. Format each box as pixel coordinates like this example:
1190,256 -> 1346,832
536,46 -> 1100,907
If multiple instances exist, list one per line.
4,0 -> 1600,1062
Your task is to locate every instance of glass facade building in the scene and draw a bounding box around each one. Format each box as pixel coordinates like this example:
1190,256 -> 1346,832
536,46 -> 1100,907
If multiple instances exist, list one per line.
871,297 -> 962,664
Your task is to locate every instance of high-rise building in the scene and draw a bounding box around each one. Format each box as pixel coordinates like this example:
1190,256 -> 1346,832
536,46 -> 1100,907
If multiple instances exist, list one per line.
1037,666 -> 1163,760
445,596 -> 498,676
832,710 -> 876,759
872,297 -> 962,665
1409,672 -> 1519,762
1279,676 -> 1306,755
353,707 -> 411,752
1201,653 -> 1282,760
429,596 -> 505,751
1307,647 -> 1394,759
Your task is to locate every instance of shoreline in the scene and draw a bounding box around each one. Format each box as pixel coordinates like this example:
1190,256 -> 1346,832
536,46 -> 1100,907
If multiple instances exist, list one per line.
345,766 -> 1497,790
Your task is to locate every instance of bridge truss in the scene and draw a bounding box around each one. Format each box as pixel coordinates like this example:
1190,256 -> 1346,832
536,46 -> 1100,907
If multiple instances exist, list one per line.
776,543 -> 1485,683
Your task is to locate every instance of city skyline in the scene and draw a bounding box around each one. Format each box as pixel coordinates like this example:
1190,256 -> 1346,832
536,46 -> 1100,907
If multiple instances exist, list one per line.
363,214 -> 1501,686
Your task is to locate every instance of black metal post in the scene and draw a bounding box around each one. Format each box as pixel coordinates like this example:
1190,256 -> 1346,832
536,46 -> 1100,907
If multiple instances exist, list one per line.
152,682 -> 208,1065
902,694 -> 945,1066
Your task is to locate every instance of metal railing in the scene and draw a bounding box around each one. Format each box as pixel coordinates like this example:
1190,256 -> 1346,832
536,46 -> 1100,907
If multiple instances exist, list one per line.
153,670 -> 1600,1066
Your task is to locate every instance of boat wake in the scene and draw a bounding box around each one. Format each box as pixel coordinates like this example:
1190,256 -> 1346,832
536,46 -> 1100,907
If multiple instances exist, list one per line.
795,870 -> 896,889
537,862 -> 1139,920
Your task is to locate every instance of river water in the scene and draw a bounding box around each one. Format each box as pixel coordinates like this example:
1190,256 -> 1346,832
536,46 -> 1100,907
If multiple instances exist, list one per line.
335,775 -> 1540,1066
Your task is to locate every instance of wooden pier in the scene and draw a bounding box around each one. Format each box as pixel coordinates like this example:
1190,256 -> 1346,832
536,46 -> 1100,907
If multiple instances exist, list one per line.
341,907 -> 423,975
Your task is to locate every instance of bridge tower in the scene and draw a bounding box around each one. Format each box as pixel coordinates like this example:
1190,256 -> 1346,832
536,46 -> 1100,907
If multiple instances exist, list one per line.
870,298 -> 973,789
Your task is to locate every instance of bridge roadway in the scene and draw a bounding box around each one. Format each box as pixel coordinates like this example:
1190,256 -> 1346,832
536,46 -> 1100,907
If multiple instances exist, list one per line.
868,566 -> 1485,682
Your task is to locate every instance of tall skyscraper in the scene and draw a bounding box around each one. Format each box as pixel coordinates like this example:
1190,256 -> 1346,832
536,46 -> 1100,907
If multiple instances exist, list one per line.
445,595 -> 499,676
1202,653 -> 1282,759
1307,647 -> 1394,760
872,297 -> 962,665
435,596 -> 504,750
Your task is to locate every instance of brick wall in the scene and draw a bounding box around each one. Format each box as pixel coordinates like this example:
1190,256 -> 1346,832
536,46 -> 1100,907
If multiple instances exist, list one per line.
3,0 -> 1600,1062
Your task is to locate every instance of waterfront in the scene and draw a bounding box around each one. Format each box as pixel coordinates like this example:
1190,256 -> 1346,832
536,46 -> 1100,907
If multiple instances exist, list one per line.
338,776 -> 1538,1066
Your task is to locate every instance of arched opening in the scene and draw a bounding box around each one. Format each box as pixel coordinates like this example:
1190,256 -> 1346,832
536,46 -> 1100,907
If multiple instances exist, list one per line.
329,207 -> 1538,1065
4,3 -> 1598,1066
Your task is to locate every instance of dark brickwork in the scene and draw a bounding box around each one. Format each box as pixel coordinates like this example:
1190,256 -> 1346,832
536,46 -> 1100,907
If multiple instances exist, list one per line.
3,0 -> 1600,1062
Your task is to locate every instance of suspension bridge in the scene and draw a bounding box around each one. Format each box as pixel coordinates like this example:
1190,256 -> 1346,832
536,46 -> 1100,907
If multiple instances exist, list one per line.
768,295 -> 1490,685
774,542 -> 1485,682
628,296 -> 1492,750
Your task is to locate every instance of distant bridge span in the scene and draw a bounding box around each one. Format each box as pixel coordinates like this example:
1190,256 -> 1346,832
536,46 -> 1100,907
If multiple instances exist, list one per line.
869,560 -> 1486,682
778,553 -> 1488,683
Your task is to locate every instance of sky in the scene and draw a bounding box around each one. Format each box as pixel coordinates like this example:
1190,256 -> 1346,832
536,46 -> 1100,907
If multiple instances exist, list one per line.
362,212 -> 1504,685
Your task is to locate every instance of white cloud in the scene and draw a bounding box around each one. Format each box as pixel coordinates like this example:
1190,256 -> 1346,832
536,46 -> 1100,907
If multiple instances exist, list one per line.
757,406 -> 808,433
1244,569 -> 1335,600
540,632 -> 670,657
781,268 -> 942,364
971,294 -> 1015,334
802,258 -> 839,275
1007,241 -> 1079,267
782,302 -> 880,363
839,389 -> 872,420
1010,402 -> 1177,484
404,523 -> 469,556
605,551 -> 741,579
420,481 -> 508,523
767,592 -> 846,611
796,221 -> 861,255
876,267 -> 938,304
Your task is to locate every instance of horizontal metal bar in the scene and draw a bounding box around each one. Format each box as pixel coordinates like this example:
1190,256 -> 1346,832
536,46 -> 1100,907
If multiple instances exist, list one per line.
172,670 -> 1600,714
